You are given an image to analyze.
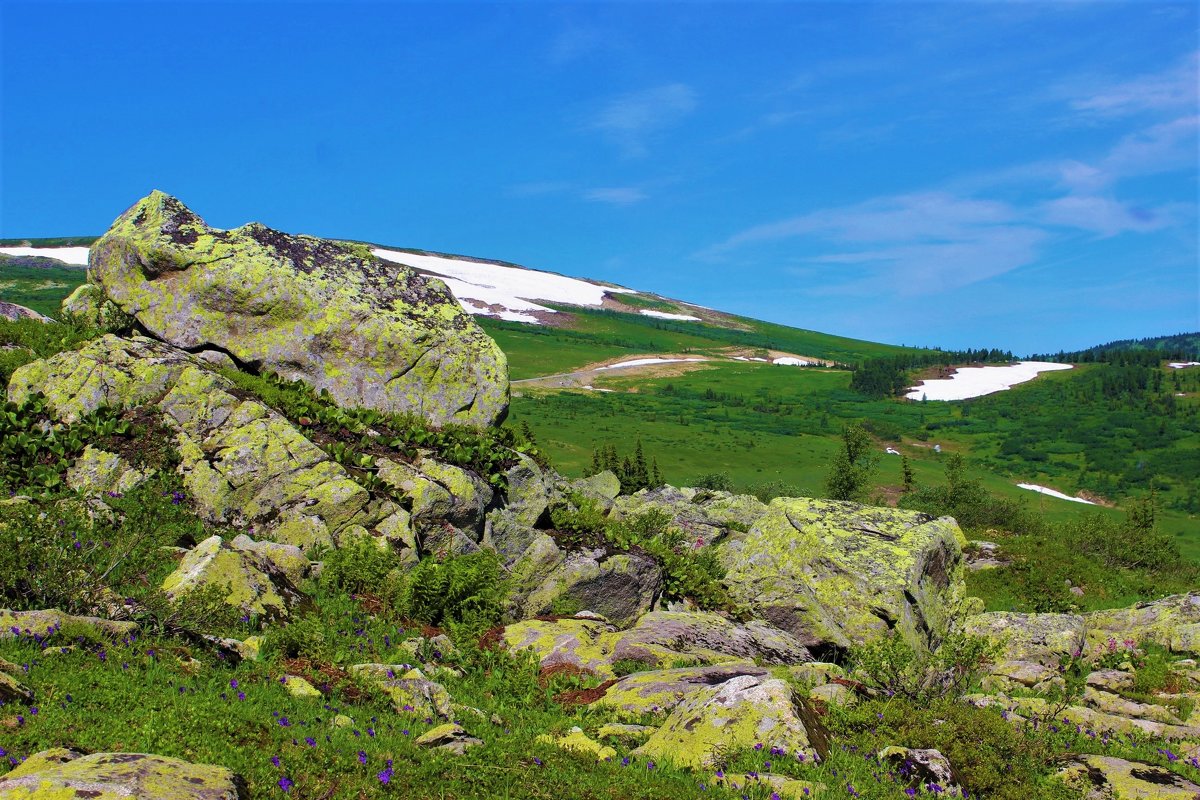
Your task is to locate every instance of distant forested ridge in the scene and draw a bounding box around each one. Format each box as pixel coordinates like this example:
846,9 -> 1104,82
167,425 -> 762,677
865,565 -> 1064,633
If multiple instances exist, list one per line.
1033,332 -> 1200,364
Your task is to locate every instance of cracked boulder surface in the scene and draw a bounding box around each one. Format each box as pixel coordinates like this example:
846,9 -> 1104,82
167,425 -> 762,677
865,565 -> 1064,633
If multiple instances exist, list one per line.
6,334 -> 409,552
0,748 -> 244,799
719,497 -> 977,654
87,190 -> 508,428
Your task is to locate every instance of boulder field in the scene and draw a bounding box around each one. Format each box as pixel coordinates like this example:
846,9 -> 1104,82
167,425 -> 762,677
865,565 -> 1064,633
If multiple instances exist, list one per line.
2,193 -> 1198,797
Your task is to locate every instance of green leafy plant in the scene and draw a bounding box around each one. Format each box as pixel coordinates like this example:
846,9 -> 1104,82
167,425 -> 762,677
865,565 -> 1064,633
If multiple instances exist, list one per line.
397,550 -> 505,644
850,631 -> 994,704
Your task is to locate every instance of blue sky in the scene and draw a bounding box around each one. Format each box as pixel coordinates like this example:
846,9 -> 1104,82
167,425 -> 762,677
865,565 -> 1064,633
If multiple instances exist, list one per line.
1,1 -> 1196,354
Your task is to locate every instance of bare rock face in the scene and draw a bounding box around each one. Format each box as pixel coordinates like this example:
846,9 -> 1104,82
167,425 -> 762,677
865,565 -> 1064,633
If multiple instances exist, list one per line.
0,301 -> 52,323
88,191 -> 508,428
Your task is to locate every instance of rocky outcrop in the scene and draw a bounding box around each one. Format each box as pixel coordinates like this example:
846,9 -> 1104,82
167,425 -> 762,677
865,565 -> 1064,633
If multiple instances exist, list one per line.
415,723 -> 482,755
720,498 -> 973,654
614,486 -> 770,545
351,664 -> 454,719
0,748 -> 243,799
1085,593 -> 1200,657
510,547 -> 661,628
964,611 -> 1086,665
7,335 -> 409,552
88,191 -> 507,427
66,446 -> 153,497
632,674 -> 818,769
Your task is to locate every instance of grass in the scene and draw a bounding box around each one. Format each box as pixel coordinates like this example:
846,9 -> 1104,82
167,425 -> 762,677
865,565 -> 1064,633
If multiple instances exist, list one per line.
0,257 -> 87,319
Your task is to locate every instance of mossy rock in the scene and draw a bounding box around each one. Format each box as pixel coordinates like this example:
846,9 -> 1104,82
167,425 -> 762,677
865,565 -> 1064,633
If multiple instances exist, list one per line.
161,535 -> 301,621
66,446 -> 153,498
0,302 -> 51,323
0,748 -> 243,799
1084,593 -> 1200,658
609,611 -> 812,667
591,663 -> 769,718
632,674 -> 818,769
88,191 -> 508,427
535,728 -> 616,762
720,497 -> 973,653
963,611 -> 1086,666
1056,755 -> 1200,799
0,609 -> 138,642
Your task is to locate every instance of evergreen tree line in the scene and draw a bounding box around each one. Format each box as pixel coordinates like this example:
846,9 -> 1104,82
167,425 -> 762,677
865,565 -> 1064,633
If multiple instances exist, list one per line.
589,440 -> 665,495
1031,332 -> 1199,364
850,348 -> 1015,399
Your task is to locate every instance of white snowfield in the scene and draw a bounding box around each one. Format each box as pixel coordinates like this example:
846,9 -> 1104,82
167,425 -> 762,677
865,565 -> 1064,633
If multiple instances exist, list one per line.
597,357 -> 708,371
640,309 -> 701,321
906,361 -> 1073,401
0,246 -> 90,266
372,248 -> 634,324
773,357 -> 815,367
1017,483 -> 1097,505
1169,362 -> 1200,369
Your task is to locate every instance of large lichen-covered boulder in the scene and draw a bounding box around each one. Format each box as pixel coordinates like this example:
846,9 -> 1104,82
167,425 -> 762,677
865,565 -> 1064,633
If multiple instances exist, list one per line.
161,535 -> 302,620
502,454 -> 554,527
591,663 -> 770,717
0,748 -> 243,799
963,612 -> 1086,666
720,498 -> 973,654
88,191 -> 507,427
1056,755 -> 1200,799
514,548 -> 661,628
60,283 -> 132,330
632,674 -> 818,769
1085,593 -> 1200,657
376,457 -> 492,537
7,335 -> 395,550
609,611 -> 812,668
501,616 -> 619,676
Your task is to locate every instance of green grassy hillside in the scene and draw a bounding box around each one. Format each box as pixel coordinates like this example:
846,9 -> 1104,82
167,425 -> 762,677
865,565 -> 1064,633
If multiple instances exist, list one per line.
0,255 -> 87,318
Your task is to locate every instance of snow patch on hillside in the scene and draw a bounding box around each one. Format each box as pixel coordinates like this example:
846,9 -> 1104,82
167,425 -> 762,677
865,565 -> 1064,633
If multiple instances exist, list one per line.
774,357 -> 815,366
640,309 -> 700,321
0,246 -> 90,266
1017,483 -> 1097,505
1169,362 -> 1200,369
372,248 -> 634,323
906,362 -> 1073,401
597,358 -> 708,370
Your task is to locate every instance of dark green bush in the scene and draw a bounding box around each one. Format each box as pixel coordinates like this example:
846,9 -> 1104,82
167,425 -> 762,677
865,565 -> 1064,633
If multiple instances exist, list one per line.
850,631 -> 993,704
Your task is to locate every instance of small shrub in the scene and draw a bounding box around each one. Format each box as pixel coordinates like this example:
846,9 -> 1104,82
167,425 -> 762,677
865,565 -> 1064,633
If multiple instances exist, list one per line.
262,615 -> 329,660
694,472 -> 735,492
850,631 -> 993,704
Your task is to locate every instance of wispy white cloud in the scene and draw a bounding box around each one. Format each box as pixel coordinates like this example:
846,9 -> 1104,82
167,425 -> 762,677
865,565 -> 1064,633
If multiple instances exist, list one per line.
582,187 -> 647,205
1069,52 -> 1199,117
585,83 -> 697,157
1038,195 -> 1181,237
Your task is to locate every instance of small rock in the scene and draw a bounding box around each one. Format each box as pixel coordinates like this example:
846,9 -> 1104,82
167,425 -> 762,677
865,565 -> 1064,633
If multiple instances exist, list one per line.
414,723 -> 482,756
878,746 -> 962,796
331,714 -> 355,728
536,727 -> 616,761
0,670 -> 34,705
809,682 -> 856,706
282,675 -> 323,699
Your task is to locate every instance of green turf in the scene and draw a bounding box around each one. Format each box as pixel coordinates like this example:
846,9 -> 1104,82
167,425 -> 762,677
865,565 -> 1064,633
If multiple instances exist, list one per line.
0,257 -> 87,319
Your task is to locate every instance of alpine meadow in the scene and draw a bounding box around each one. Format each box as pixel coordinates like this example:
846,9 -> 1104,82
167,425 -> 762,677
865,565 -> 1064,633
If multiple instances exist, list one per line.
0,3 -> 1198,800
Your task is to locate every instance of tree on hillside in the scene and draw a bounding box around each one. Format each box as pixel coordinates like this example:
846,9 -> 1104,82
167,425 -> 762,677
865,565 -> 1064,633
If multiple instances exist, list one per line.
824,422 -> 879,502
